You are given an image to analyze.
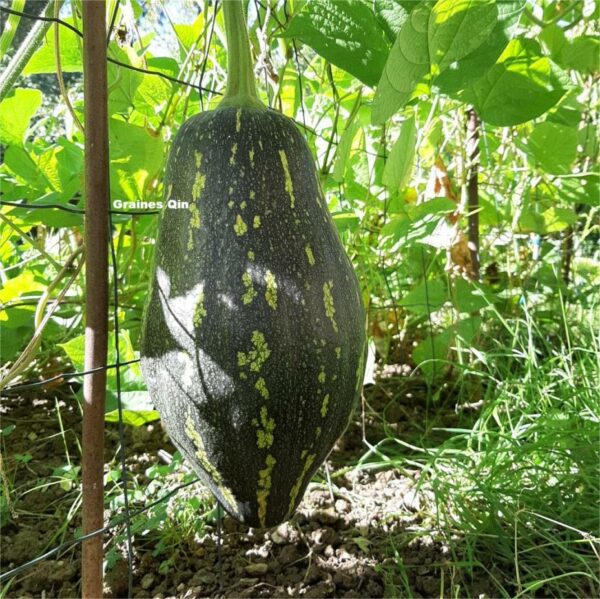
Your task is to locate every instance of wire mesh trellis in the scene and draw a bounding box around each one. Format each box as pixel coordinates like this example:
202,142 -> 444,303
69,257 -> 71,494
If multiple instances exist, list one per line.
0,0 -> 411,595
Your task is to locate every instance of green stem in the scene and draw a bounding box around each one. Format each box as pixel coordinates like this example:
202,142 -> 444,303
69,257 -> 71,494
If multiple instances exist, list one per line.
219,0 -> 264,109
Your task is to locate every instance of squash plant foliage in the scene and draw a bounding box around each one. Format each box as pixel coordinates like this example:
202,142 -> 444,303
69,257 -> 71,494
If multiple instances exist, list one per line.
0,0 -> 597,519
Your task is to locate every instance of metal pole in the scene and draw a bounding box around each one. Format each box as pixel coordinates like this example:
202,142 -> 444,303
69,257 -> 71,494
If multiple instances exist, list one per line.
466,107 -> 480,281
82,1 -> 109,597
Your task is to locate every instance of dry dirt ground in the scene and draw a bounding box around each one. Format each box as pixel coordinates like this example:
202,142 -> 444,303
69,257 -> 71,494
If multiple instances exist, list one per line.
1,375 -> 487,598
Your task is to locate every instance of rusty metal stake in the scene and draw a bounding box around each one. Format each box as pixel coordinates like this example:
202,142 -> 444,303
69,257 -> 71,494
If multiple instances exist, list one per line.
82,1 -> 109,597
466,107 -> 481,281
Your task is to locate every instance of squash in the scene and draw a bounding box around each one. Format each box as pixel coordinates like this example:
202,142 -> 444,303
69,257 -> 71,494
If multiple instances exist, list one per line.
141,0 -> 366,528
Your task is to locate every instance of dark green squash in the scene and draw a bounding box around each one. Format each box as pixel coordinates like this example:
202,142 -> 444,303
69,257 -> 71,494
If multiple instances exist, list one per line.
141,1 -> 366,528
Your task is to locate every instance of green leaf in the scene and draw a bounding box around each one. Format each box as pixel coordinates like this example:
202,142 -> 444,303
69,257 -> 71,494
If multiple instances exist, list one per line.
558,36 -> 600,75
282,0 -> 389,87
527,122 -> 578,175
109,119 -> 164,202
429,0 -> 497,72
464,38 -> 568,126
435,0 -> 524,95
542,206 -> 578,233
451,279 -> 494,313
23,18 -> 82,74
332,212 -> 360,233
383,116 -> 417,192
399,279 -> 447,314
372,3 -> 431,123
0,88 -> 42,146
373,0 -> 410,42
333,122 -> 360,183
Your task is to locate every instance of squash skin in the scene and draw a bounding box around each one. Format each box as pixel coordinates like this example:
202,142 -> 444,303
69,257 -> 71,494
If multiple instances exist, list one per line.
141,106 -> 366,528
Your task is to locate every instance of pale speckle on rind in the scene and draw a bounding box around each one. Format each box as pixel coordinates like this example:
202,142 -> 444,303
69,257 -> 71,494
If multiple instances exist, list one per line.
253,215 -> 261,229
251,405 -> 275,449
193,292 -> 207,328
288,452 -> 316,516
184,415 -> 237,513
195,151 -> 202,168
305,245 -> 315,266
265,270 -> 277,310
238,331 -> 271,372
190,203 -> 201,229
241,201 -> 247,210
229,143 -> 238,166
247,250 -> 255,261
228,200 -> 234,208
249,191 -> 256,200
255,377 -> 269,399
257,454 -> 276,528
234,214 -> 248,236
249,148 -> 255,168
278,150 -> 296,209
318,366 -> 326,384
192,171 -> 206,202
320,394 -> 330,418
316,426 -> 322,438
236,109 -> 242,132
242,271 -> 257,305
323,281 -> 338,332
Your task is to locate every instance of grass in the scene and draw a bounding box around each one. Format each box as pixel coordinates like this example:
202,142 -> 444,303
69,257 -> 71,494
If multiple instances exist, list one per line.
381,301 -> 600,597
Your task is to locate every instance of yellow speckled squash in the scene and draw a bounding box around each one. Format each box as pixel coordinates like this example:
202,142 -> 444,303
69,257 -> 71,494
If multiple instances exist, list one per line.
141,0 -> 366,527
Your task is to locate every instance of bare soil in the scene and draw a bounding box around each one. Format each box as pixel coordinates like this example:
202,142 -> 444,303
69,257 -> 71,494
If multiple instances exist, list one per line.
1,374 -> 486,598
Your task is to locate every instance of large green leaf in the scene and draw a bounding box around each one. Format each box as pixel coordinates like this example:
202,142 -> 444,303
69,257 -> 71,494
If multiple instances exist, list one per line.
383,116 -> 417,192
428,0 -> 497,72
23,18 -> 82,74
109,119 -> 164,203
434,0 -> 525,94
464,38 -> 568,126
0,88 -> 42,146
372,3 -> 431,124
399,279 -> 447,314
282,0 -> 389,87
527,122 -> 578,175
373,0 -> 410,42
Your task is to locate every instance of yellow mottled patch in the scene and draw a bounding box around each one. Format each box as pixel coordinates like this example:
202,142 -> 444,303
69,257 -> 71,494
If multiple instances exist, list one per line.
236,109 -> 242,132
249,148 -> 255,167
190,203 -> 201,229
255,377 -> 269,399
252,405 -> 275,449
184,415 -> 237,512
265,270 -> 277,310
316,426 -> 322,438
247,250 -> 255,261
242,271 -> 257,305
249,191 -> 256,200
229,186 -> 234,195
257,454 -> 276,527
323,281 -> 338,332
192,171 -> 206,202
305,245 -> 315,266
320,394 -> 330,417
195,151 -> 203,168
234,214 -> 247,236
241,201 -> 247,210
278,150 -> 296,209
318,366 -> 326,384
229,143 -> 238,165
288,452 -> 316,515
258,139 -> 263,151
228,200 -> 234,209
253,215 -> 261,229
238,331 -> 271,372
335,347 -> 341,359
193,292 -> 207,328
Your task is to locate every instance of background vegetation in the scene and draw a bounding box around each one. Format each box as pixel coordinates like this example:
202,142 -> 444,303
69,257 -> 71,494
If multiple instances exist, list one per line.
1,0 -> 598,597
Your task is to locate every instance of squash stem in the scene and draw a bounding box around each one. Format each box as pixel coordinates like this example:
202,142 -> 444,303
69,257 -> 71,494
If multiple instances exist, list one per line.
220,0 -> 265,109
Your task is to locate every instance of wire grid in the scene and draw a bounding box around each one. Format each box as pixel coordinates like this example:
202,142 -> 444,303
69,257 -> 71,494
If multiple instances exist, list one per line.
0,0 -> 323,595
